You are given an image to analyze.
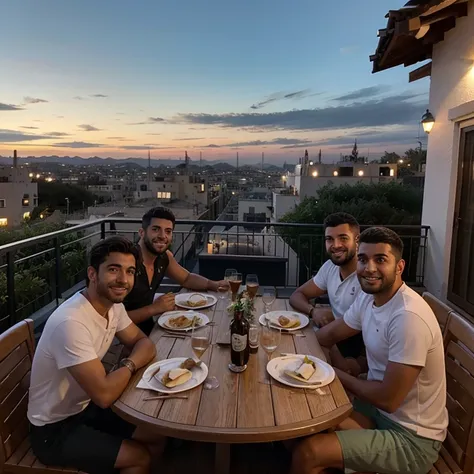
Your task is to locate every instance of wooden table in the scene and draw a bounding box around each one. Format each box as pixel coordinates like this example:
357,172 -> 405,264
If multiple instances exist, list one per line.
113,292 -> 352,474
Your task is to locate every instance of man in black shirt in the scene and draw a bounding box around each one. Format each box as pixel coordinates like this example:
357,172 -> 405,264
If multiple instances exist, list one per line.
124,207 -> 229,335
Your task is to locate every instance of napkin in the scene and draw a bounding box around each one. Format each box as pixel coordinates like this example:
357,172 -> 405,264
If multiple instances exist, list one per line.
136,368 -> 161,391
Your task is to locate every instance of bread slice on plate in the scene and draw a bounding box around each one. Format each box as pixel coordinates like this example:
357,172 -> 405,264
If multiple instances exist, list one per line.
160,368 -> 192,388
269,314 -> 301,328
284,356 -> 316,383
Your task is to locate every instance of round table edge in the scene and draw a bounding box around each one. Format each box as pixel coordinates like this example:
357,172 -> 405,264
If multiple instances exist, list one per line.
112,400 -> 353,444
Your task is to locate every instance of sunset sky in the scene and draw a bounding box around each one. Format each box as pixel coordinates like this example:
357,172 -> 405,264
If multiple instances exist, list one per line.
1,0 -> 429,165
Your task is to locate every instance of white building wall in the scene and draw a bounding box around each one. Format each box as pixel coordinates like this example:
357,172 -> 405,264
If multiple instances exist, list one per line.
0,167 -> 38,227
272,192 -> 300,221
422,1 -> 474,298
299,176 -> 395,199
238,199 -> 271,221
286,174 -> 296,188
133,177 -> 208,207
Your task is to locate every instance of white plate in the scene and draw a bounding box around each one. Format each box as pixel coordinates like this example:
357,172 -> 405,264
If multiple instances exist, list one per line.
137,357 -> 209,394
267,354 -> 335,389
157,310 -> 210,332
259,311 -> 309,331
175,293 -> 217,310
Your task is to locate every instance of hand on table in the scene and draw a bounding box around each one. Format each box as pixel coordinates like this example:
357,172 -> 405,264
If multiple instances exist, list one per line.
210,279 -> 230,292
152,293 -> 176,314
312,308 -> 334,327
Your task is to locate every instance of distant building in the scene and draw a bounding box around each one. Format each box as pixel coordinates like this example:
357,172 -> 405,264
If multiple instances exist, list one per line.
271,190 -> 299,221
237,188 -> 272,223
288,159 -> 398,200
87,178 -> 133,203
0,151 -> 38,227
134,174 -> 208,209
271,154 -> 398,221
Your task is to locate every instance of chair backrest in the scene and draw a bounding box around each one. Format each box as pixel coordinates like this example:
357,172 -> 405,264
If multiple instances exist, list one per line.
423,292 -> 452,333
443,312 -> 474,474
0,319 -> 35,464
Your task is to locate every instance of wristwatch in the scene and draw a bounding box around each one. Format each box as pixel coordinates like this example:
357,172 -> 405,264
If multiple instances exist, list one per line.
308,305 -> 315,318
119,358 -> 137,374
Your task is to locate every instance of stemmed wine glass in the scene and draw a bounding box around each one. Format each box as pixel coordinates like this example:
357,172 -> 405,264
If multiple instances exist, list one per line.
229,272 -> 242,301
260,320 -> 281,362
191,324 -> 219,390
219,268 -> 237,299
262,288 -> 276,313
246,274 -> 259,299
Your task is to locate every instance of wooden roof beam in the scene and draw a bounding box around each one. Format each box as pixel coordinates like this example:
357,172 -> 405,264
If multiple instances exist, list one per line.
395,2 -> 468,35
377,28 -> 395,38
409,62 -> 432,83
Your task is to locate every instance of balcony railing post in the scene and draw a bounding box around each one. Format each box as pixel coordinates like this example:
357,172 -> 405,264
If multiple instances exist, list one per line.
100,221 -> 106,240
54,237 -> 62,304
6,251 -> 16,326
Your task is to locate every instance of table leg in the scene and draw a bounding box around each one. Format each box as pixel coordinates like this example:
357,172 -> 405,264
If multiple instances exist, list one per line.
215,443 -> 231,474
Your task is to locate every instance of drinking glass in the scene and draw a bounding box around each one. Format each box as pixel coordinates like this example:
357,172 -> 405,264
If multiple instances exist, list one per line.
246,274 -> 259,299
219,268 -> 237,299
260,321 -> 281,361
249,323 -> 260,354
262,288 -> 276,312
229,272 -> 242,301
191,324 -> 219,390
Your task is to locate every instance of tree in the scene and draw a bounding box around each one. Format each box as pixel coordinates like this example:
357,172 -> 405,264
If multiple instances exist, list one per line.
38,182 -> 96,213
281,181 -> 423,227
404,148 -> 426,172
350,140 -> 359,162
381,151 -> 401,164
278,181 -> 424,285
0,221 -> 89,327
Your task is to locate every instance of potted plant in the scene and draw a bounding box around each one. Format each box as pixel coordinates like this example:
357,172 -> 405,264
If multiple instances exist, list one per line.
227,290 -> 255,323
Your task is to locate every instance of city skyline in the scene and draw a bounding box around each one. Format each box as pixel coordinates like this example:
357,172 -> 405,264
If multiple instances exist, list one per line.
1,0 -> 428,164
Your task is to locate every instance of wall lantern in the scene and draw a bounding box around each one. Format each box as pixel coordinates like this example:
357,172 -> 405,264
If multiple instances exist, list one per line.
421,109 -> 435,134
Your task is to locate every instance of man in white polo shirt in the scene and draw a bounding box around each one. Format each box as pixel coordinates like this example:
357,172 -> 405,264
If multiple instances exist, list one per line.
289,212 -> 364,370
291,227 -> 447,474
28,236 -> 158,474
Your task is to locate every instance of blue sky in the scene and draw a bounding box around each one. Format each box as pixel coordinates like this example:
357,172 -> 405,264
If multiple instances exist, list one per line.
0,0 -> 429,164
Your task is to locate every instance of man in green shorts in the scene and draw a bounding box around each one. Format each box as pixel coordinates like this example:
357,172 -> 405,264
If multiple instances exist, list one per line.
291,227 -> 447,474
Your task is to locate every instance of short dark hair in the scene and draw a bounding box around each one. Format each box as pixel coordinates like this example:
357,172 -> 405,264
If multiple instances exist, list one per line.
359,227 -> 404,261
142,207 -> 176,230
87,236 -> 139,286
323,212 -> 360,233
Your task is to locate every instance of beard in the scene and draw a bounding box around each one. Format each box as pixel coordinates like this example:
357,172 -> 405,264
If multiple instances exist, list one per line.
143,233 -> 169,256
358,272 -> 397,295
96,280 -> 130,304
328,247 -> 356,267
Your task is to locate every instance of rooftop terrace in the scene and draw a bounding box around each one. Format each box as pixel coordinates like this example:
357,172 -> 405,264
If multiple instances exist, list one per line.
0,217 -> 429,335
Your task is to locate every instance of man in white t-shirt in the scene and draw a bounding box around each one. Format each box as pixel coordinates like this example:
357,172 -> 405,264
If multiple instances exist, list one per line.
28,236 -> 158,474
289,212 -> 364,370
291,227 -> 447,474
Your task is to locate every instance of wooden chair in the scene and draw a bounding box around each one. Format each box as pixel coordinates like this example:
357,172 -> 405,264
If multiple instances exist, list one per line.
430,311 -> 474,474
423,292 -> 453,334
0,319 -> 85,473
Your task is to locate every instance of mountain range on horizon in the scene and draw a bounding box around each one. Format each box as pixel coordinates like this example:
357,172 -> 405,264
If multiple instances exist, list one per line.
0,155 -> 286,171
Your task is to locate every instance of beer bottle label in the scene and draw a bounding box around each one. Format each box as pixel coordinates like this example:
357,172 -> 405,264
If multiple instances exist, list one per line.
231,333 -> 247,352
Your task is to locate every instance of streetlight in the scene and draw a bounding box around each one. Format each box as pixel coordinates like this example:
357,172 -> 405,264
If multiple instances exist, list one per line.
421,109 -> 435,134
65,197 -> 69,216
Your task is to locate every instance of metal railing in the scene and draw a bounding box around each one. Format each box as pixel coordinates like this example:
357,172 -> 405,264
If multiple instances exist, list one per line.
0,218 -> 429,333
